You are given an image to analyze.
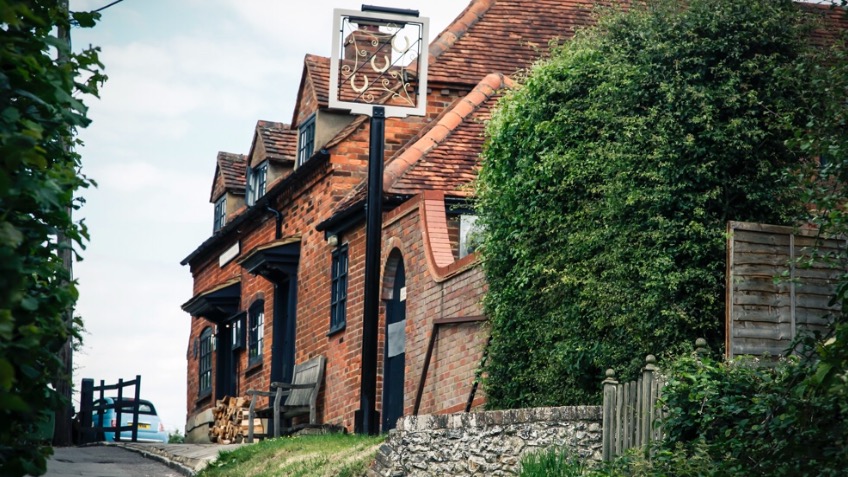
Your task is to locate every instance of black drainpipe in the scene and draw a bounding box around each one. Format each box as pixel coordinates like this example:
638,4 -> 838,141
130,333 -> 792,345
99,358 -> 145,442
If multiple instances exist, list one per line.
265,205 -> 283,239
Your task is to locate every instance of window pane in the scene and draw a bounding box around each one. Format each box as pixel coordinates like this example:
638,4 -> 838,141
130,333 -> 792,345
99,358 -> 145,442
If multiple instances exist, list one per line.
213,196 -> 227,231
329,244 -> 349,331
199,328 -> 213,394
247,162 -> 269,205
249,302 -> 264,364
298,116 -> 316,166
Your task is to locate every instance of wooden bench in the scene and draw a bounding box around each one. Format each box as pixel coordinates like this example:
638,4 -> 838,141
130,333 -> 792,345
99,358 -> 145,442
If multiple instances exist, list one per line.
246,355 -> 325,442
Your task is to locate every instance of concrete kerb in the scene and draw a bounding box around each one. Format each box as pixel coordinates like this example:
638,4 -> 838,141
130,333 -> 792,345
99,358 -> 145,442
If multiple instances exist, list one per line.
106,442 -> 244,476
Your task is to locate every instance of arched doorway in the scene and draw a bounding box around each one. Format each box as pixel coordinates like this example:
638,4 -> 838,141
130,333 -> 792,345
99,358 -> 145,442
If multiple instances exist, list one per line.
382,254 -> 406,431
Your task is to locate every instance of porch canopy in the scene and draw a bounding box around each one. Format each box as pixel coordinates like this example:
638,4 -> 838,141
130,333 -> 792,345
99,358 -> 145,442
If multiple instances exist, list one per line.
238,237 -> 300,283
181,278 -> 241,323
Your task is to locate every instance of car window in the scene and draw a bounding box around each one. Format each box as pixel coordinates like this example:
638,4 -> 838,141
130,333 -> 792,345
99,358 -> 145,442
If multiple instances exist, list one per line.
91,398 -> 157,415
116,400 -> 156,415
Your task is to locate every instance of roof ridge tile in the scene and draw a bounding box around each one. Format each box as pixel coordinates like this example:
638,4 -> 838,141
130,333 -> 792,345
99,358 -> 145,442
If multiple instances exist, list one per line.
383,72 -> 510,190
427,0 -> 496,63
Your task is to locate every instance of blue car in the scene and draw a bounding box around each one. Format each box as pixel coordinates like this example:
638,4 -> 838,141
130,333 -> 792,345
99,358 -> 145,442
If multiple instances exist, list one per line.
91,397 -> 168,443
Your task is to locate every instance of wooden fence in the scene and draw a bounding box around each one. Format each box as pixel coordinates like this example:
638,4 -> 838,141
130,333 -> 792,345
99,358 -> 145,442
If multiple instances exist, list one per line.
727,221 -> 845,358
602,355 -> 664,461
78,375 -> 142,444
602,339 -> 710,461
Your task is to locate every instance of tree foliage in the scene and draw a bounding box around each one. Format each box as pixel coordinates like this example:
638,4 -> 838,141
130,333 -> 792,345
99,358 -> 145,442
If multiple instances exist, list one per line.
477,0 -> 827,408
0,1 -> 103,475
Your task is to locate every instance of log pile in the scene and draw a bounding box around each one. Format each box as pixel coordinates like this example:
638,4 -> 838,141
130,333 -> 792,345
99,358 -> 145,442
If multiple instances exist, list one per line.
208,396 -> 264,444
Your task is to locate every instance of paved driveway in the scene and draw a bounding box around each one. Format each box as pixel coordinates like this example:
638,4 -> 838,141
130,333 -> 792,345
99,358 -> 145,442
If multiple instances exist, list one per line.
42,446 -> 182,477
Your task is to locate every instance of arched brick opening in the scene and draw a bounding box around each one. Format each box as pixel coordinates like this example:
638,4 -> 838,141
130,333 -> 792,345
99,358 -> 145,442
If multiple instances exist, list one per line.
381,247 -> 404,301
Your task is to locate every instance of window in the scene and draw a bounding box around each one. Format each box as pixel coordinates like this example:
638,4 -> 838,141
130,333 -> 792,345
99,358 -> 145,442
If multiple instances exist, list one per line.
248,301 -> 264,365
297,115 -> 316,167
329,244 -> 348,333
213,195 -> 227,232
459,214 -> 483,258
231,314 -> 245,350
246,162 -> 268,206
199,328 -> 213,396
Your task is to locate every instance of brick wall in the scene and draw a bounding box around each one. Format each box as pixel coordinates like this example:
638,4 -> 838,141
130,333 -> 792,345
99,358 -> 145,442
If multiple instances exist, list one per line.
380,193 -> 489,419
183,86 -> 483,436
210,171 -> 225,204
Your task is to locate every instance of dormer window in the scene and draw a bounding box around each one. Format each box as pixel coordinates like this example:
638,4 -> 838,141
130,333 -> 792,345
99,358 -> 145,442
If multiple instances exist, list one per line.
213,196 -> 227,232
246,161 -> 268,206
297,115 -> 316,167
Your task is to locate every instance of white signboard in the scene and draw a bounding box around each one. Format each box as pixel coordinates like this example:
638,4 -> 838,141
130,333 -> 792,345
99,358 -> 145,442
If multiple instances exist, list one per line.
329,8 -> 429,118
219,241 -> 240,267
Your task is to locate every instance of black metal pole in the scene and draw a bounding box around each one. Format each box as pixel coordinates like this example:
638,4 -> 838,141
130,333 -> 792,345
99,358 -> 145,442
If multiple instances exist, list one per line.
356,106 -> 385,435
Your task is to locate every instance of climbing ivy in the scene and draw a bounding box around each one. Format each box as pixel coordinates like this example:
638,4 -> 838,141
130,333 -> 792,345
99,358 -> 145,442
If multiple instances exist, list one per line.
477,0 -> 828,408
0,1 -> 104,475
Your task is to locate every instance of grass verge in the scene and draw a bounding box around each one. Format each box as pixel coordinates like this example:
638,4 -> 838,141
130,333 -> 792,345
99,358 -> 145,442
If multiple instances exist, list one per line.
197,433 -> 385,477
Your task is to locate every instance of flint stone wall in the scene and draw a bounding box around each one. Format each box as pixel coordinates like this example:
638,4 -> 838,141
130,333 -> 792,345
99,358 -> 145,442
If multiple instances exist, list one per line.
370,406 -> 602,477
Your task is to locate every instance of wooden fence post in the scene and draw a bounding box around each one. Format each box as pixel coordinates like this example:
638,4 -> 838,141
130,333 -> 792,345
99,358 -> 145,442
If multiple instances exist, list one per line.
641,355 -> 658,449
602,368 -> 618,461
695,338 -> 709,360
79,379 -> 94,444
132,375 -> 141,442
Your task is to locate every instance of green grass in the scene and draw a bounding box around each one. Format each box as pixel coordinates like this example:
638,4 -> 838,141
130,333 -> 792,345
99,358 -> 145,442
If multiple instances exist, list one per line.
197,433 -> 385,477
519,448 -> 588,477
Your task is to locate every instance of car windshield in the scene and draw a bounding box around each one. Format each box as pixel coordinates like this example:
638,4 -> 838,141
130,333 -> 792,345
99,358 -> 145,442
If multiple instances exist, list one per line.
93,399 -> 157,416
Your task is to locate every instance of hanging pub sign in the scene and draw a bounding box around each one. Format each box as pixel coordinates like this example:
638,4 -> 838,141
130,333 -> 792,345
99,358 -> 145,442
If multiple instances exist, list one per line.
329,5 -> 429,118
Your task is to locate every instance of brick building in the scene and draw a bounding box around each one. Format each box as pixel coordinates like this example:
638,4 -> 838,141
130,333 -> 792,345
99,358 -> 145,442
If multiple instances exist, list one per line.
179,0 -> 607,441
180,0 -> 848,441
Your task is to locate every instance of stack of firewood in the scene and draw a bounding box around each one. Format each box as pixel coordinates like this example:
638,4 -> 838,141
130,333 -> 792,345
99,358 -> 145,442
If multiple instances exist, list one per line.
208,396 -> 264,444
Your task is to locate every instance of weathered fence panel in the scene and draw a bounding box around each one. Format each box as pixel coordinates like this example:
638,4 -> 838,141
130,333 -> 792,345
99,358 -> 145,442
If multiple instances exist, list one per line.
603,355 -> 665,461
602,355 -> 665,461
602,339 -> 713,461
727,221 -> 845,359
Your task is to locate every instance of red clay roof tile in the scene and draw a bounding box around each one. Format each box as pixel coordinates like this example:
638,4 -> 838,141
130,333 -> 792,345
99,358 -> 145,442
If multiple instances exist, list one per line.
255,120 -> 297,164
800,2 -> 848,46
210,152 -> 246,202
306,54 -> 331,108
427,0 -> 603,86
384,73 -> 513,198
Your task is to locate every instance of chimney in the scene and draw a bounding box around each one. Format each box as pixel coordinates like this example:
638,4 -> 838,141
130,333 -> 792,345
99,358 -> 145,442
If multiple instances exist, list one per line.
344,24 -> 393,64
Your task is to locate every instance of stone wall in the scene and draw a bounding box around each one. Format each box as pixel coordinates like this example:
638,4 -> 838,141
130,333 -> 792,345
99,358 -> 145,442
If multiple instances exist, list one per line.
370,406 -> 602,477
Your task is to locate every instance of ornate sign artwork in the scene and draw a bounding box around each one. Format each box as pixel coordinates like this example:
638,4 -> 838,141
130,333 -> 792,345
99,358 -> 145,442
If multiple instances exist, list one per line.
330,8 -> 429,118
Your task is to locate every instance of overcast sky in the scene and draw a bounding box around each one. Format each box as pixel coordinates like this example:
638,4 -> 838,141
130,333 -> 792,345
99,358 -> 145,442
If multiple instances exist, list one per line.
68,0 -> 465,434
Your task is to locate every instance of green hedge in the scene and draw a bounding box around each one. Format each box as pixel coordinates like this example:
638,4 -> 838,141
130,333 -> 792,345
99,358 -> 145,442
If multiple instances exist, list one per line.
477,0 -> 822,408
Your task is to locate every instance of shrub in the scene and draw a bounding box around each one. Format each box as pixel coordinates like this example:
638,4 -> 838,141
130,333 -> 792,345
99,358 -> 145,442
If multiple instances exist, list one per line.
659,349 -> 848,477
168,429 -> 185,444
478,0 -> 816,408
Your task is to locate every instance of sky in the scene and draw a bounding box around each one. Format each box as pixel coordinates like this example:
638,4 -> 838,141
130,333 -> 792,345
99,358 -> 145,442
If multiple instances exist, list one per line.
68,0 -> 465,434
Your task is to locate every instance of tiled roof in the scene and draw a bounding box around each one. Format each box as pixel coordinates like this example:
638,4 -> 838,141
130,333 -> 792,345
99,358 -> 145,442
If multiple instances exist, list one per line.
306,54 -> 330,108
801,2 -> 848,46
256,120 -> 297,164
210,151 -> 246,202
424,0 -> 847,86
426,0 -> 601,85
386,73 -> 513,197
292,54 -> 332,127
328,73 -> 512,217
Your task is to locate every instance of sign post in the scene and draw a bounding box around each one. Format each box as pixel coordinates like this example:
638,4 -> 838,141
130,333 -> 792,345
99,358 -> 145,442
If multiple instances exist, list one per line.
329,5 -> 429,435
